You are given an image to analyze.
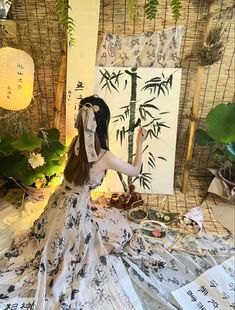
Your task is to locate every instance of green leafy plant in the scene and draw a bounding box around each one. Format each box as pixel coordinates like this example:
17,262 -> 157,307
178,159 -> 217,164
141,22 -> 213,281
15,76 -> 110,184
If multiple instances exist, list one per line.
4,0 -> 75,46
128,0 -> 139,19
0,128 -> 67,188
171,0 -> 182,22
144,0 -> 160,20
195,103 -> 235,183
55,0 -> 75,47
128,0 -> 182,22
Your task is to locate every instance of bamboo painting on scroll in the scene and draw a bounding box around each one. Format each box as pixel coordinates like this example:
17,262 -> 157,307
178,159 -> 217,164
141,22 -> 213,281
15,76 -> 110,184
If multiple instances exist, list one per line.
94,67 -> 182,194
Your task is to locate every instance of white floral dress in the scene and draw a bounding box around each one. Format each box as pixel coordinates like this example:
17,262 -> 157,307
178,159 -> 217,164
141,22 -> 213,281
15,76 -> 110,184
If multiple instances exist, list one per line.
0,170 -> 144,310
1,170 -> 233,310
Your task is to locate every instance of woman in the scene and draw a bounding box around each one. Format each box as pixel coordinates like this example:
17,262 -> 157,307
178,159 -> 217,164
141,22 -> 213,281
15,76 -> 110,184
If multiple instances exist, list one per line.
0,96 -> 147,309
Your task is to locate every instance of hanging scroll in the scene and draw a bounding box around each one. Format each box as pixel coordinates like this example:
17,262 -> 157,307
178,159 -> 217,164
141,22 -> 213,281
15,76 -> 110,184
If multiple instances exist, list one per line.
66,0 -> 100,144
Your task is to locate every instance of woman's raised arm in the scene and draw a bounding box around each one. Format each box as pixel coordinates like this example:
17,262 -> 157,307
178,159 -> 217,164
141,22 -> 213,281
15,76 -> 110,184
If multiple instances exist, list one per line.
103,127 -> 147,177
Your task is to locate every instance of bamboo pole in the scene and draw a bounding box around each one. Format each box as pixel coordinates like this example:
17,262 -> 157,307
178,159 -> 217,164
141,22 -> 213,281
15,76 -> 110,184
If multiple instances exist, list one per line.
53,45 -> 67,129
182,5 -> 214,193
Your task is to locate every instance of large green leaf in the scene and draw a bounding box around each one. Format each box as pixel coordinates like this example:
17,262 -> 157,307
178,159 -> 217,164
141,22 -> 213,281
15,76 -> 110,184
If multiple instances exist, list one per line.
42,141 -> 67,156
21,171 -> 45,186
11,133 -> 42,151
206,103 -> 235,144
195,129 -> 218,146
48,176 -> 61,188
0,154 -> 28,177
41,151 -> 60,163
37,159 -> 64,177
0,134 -> 15,155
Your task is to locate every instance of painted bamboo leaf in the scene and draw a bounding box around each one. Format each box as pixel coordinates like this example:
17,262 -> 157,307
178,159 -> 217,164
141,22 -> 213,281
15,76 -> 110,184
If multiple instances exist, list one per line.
120,130 -> 123,145
143,109 -> 154,119
157,126 -> 161,137
116,129 -> 119,142
101,81 -> 111,92
143,104 -> 159,110
160,82 -> 170,94
142,173 -> 152,180
119,126 -> 126,145
143,118 -> 161,127
124,108 -> 129,118
139,107 -> 146,121
120,105 -> 129,109
149,152 -> 155,158
143,97 -> 156,104
122,126 -> 126,140
157,156 -> 167,161
133,172 -> 152,190
157,122 -> 170,128
112,113 -> 126,123
148,159 -> 155,169
109,79 -> 119,92
148,162 -> 154,169
113,70 -> 123,86
158,85 -> 166,96
166,73 -> 173,88
99,69 -> 123,93
141,74 -> 173,97
124,79 -> 128,90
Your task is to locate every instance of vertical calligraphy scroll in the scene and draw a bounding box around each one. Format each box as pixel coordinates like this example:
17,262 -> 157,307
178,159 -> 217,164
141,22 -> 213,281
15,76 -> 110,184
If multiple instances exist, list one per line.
66,0 -> 100,144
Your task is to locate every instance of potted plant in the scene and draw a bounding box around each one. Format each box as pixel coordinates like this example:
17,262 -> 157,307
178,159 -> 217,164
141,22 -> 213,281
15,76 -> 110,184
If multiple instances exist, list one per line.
0,128 -> 67,200
195,103 -> 235,188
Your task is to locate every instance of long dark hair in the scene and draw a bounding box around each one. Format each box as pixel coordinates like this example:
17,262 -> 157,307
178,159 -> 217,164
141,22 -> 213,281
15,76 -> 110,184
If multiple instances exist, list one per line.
64,96 -> 110,186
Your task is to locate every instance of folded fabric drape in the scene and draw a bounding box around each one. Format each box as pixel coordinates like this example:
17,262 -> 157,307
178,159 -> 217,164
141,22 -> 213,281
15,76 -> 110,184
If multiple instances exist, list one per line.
97,26 -> 185,68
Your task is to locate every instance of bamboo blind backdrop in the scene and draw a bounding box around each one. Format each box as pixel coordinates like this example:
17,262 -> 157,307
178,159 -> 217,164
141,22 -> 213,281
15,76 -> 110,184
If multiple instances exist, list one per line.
4,0 -> 235,181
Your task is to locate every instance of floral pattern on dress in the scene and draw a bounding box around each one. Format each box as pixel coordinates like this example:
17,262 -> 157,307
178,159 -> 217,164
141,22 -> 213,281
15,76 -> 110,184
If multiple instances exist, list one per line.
0,169 -> 234,310
0,171 -> 144,310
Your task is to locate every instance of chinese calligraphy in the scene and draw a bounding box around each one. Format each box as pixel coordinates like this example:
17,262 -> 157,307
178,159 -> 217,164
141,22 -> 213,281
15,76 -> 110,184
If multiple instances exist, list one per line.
172,257 -> 235,310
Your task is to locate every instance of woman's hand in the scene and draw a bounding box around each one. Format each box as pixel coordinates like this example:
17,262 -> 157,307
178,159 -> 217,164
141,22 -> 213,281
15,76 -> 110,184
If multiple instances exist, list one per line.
136,127 -> 147,146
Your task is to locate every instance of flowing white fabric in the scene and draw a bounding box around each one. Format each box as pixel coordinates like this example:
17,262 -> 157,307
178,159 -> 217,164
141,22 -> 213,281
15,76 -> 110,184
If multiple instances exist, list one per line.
0,170 -> 150,310
0,169 -> 234,309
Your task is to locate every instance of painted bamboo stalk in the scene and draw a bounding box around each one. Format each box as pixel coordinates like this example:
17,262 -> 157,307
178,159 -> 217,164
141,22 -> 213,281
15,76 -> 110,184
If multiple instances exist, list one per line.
53,46 -> 67,129
117,171 -> 128,192
126,68 -> 138,185
182,5 -> 214,193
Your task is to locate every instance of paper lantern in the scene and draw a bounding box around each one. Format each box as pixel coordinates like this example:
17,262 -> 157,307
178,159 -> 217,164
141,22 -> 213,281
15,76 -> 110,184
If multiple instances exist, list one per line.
0,47 -> 34,111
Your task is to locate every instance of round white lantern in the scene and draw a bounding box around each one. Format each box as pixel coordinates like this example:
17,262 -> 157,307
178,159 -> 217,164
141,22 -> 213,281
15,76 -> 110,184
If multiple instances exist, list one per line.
0,47 -> 34,111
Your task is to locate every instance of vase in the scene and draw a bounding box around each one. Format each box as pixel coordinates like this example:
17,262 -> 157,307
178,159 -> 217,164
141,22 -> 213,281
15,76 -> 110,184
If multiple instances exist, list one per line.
25,186 -> 53,201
